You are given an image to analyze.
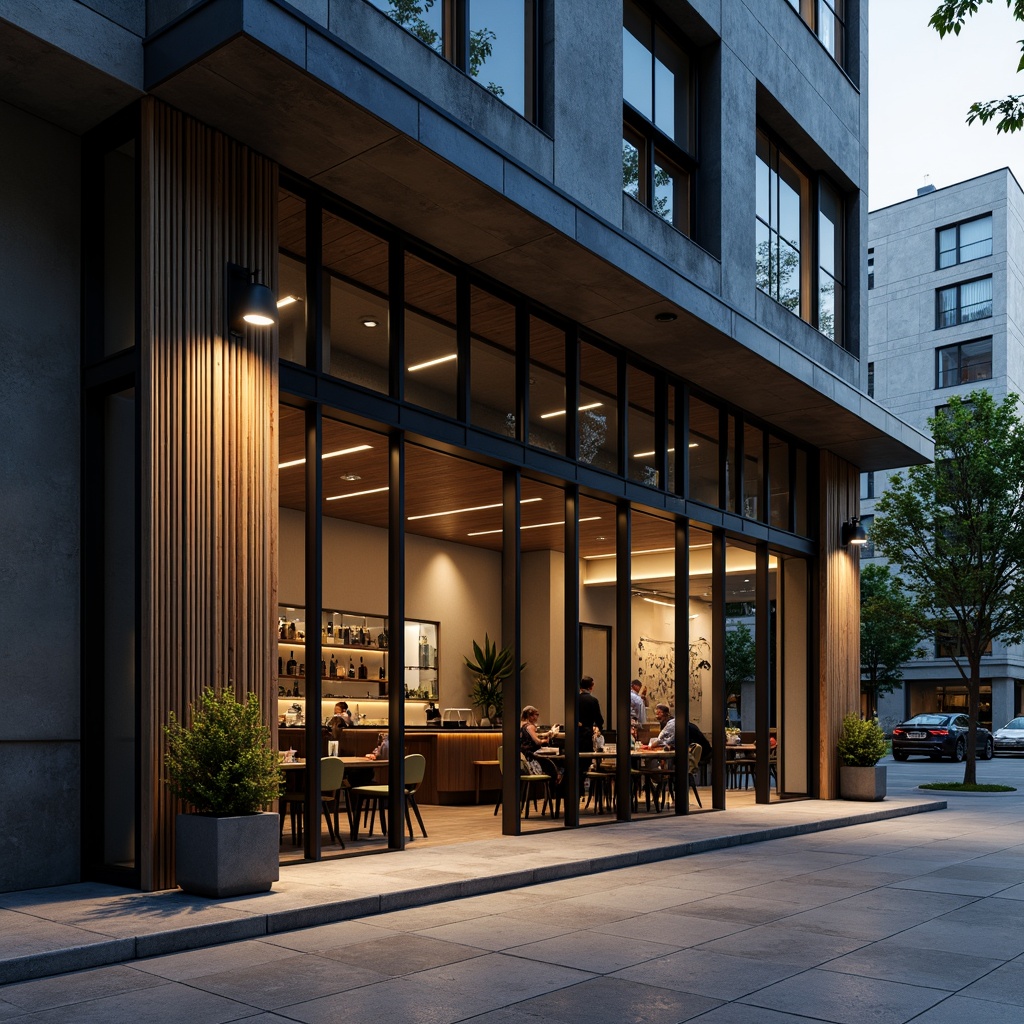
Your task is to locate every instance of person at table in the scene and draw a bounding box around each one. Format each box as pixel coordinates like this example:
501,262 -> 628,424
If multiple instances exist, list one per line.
629,679 -> 647,725
520,705 -> 562,786
687,719 -> 711,761
347,731 -> 388,787
647,703 -> 675,750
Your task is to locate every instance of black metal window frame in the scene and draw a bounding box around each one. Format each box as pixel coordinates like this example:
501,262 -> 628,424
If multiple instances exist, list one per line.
935,275 -> 993,329
935,336 -> 993,389
621,0 -> 698,237
365,0 -> 542,124
785,0 -> 846,70
936,212 -> 993,270
283,171 -> 816,539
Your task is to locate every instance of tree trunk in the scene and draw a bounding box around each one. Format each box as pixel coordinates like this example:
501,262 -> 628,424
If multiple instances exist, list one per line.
964,661 -> 981,785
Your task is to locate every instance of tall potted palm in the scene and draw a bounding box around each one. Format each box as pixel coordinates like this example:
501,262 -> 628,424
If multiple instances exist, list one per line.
465,634 -> 520,726
164,687 -> 283,897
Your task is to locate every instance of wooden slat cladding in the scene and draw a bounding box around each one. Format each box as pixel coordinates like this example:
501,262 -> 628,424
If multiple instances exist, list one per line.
139,98 -> 278,890
817,451 -> 861,798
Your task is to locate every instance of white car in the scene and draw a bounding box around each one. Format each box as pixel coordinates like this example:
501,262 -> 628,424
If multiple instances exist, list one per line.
993,717 -> 1024,756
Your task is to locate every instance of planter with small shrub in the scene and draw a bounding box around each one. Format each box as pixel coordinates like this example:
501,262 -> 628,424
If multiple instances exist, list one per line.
165,687 -> 283,897
837,712 -> 887,801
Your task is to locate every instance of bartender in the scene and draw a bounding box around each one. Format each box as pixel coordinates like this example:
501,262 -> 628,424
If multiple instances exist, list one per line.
425,701 -> 442,725
328,701 -> 353,741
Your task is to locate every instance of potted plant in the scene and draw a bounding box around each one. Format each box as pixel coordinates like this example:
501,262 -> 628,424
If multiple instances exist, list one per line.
837,712 -> 888,801
465,634 -> 521,726
164,686 -> 283,897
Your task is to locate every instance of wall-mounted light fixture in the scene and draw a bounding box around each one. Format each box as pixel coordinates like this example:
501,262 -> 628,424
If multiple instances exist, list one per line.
227,263 -> 277,335
841,516 -> 868,547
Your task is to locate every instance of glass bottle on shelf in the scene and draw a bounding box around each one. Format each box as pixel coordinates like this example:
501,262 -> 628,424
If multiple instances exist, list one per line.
278,655 -> 283,676
287,620 -> 297,640
287,651 -> 297,676
358,657 -> 367,680
379,664 -> 385,680
348,657 -> 355,678
326,617 -> 333,643
329,654 -> 337,678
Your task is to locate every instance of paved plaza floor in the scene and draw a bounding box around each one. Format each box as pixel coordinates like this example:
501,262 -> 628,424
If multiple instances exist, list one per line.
1,755 -> 1022,1023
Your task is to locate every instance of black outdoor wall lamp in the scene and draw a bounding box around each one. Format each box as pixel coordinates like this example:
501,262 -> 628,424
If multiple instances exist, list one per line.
841,516 -> 868,547
227,262 -> 277,335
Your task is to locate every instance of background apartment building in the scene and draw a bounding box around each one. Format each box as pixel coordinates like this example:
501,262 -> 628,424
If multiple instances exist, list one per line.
864,169 -> 1024,732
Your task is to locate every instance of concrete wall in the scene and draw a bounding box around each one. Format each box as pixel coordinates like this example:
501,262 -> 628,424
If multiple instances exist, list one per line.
0,100 -> 82,892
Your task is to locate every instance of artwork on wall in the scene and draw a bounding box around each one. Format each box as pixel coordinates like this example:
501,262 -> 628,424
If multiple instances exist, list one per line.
636,635 -> 708,726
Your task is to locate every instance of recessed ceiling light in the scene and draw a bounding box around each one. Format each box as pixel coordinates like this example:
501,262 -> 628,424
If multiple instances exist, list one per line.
326,486 -> 389,501
468,515 -> 600,538
361,317 -> 379,328
278,443 -> 372,470
654,311 -> 677,323
408,497 -> 541,521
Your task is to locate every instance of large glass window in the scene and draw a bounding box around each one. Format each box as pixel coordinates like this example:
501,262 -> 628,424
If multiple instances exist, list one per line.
404,254 -> 458,417
936,277 -> 992,328
278,189 -> 307,366
688,396 -> 720,507
628,366 -> 657,486
757,128 -> 846,346
622,0 -> 696,235
528,315 -> 566,455
367,0 -> 538,120
768,434 -> 791,530
756,130 -> 806,319
936,337 -> 993,388
937,214 -> 992,269
323,210 -> 389,391
786,0 -> 845,68
579,340 -> 618,472
470,286 -> 517,437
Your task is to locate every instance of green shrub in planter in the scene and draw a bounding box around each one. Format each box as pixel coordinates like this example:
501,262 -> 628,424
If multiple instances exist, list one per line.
837,713 -> 888,768
165,687 -> 282,815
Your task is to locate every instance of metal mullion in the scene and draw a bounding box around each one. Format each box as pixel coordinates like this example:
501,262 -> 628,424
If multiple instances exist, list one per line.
516,302 -> 529,443
754,543 -> 770,804
678,384 -> 689,498
717,407 -> 728,511
387,433 -> 406,850
654,372 -> 668,491
617,355 -> 628,478
303,405 -> 323,860
501,468 -> 521,834
615,502 -> 631,821
307,197 -> 322,373
563,485 -> 580,826
566,324 -> 579,460
389,241 -> 404,402
710,529 -> 727,809
675,517 -> 690,813
456,275 -> 470,422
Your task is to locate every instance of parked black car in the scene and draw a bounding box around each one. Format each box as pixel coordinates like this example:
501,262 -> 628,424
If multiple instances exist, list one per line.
891,713 -> 994,762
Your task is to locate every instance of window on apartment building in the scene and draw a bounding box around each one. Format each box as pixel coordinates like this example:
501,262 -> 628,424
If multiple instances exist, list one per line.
622,0 -> 697,236
367,0 -> 538,120
858,512 -> 874,557
936,276 -> 992,328
860,471 -> 874,500
936,630 -> 992,658
756,128 -> 846,346
867,361 -> 874,397
937,213 -> 992,269
936,337 -> 992,388
786,0 -> 845,68
867,247 -> 874,289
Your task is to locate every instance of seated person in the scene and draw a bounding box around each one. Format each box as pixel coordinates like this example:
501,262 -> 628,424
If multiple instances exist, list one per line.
520,705 -> 562,786
687,720 -> 712,763
348,732 -> 387,787
646,703 -> 676,750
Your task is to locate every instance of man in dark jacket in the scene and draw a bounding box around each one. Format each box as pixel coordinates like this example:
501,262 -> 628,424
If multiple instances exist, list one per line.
578,675 -> 604,788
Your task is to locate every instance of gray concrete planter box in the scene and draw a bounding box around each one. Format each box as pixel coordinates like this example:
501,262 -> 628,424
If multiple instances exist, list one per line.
175,812 -> 280,897
839,765 -> 887,801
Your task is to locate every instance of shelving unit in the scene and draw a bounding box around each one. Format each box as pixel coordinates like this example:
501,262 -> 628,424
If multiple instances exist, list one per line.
276,606 -> 439,726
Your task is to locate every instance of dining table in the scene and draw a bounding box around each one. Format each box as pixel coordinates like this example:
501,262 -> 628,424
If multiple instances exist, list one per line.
279,756 -> 389,842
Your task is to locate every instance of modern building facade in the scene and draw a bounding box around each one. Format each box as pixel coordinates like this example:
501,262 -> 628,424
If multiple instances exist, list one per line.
0,0 -> 929,894
864,169 -> 1024,733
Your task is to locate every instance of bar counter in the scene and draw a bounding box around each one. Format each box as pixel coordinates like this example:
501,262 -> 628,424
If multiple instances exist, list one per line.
278,726 -> 502,805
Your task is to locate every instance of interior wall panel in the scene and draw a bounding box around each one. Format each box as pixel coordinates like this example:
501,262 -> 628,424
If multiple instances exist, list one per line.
139,98 -> 278,890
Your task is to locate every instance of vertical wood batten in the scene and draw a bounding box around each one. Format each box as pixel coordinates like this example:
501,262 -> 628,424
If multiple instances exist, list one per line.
818,451 -> 860,798
140,99 -> 278,890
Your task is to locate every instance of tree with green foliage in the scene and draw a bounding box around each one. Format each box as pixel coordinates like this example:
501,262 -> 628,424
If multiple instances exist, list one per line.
723,623 -> 755,701
870,391 -> 1024,783
930,1 -> 1024,133
860,563 -> 925,719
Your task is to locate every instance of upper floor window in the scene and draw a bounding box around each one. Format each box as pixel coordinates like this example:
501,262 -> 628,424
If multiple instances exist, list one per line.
867,360 -> 874,397
787,0 -> 845,68
756,128 -> 846,346
367,0 -> 538,120
936,276 -> 992,328
936,337 -> 992,388
622,0 -> 697,235
937,214 -> 992,269
867,247 -> 874,290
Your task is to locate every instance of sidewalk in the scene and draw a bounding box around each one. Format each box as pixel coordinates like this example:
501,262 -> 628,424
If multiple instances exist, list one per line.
0,796 -> 943,986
